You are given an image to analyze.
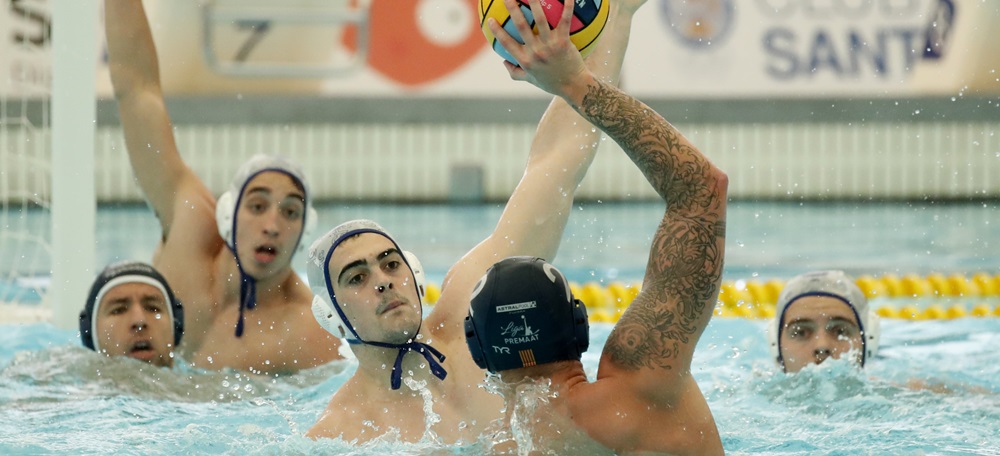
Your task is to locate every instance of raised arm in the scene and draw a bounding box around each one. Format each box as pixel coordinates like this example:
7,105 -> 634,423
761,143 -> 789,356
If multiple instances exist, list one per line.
105,0 -> 214,239
427,0 -> 640,330
594,82 -> 727,380
490,0 -> 728,391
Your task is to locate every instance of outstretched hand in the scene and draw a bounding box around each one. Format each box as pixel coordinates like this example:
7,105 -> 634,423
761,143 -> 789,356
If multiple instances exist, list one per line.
488,0 -> 590,100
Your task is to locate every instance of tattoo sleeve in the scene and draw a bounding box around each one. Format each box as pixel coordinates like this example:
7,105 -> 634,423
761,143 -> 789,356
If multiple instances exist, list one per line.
576,80 -> 728,371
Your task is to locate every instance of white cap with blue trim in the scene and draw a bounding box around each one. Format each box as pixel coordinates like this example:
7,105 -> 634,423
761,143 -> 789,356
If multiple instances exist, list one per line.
768,270 -> 881,367
306,219 -> 445,390
213,154 -> 317,337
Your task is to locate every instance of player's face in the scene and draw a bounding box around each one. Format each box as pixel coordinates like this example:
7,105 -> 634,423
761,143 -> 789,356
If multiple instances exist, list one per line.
327,233 -> 422,344
779,296 -> 863,373
234,171 -> 305,280
95,282 -> 174,368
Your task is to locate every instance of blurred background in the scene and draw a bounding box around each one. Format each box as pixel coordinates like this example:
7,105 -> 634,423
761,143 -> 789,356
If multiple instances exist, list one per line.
2,0 -> 998,325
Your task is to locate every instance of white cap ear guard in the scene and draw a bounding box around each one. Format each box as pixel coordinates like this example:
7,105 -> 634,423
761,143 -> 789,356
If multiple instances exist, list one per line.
215,190 -> 237,247
403,250 -> 426,300
311,293 -> 351,340
864,311 -> 881,360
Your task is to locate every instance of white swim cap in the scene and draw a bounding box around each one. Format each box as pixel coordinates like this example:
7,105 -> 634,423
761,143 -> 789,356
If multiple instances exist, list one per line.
307,219 -> 443,390
768,270 -> 880,367
307,219 -> 429,340
214,154 -> 318,337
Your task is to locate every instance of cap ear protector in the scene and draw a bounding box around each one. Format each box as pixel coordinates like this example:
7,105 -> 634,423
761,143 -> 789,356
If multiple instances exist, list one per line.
547,261 -> 590,359
862,312 -> 881,363
571,297 -> 590,355
402,250 -> 426,299
215,185 -> 318,252
311,293 -> 353,341
464,276 -> 489,369
215,190 -> 236,246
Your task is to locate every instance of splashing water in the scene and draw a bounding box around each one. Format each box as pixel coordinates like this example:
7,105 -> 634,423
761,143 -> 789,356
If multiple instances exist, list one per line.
401,376 -> 442,445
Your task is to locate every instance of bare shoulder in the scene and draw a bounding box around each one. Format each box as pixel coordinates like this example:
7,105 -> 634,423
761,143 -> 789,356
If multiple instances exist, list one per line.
154,187 -> 227,291
571,376 -> 722,454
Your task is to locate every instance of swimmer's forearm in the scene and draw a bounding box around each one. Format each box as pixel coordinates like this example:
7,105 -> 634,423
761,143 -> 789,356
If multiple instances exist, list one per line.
573,79 -> 725,210
105,0 -> 191,231
579,80 -> 728,372
585,0 -> 636,87
525,0 -> 636,189
105,0 -> 162,98
502,1 -> 639,261
490,7 -> 642,264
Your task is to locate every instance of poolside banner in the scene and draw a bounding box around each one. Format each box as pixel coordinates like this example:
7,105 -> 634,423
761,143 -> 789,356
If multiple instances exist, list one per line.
2,0 -> 999,98
1,0 -> 52,98
621,0 -> 1000,98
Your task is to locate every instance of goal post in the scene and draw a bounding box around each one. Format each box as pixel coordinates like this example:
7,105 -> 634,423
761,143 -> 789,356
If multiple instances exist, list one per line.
48,0 -> 99,329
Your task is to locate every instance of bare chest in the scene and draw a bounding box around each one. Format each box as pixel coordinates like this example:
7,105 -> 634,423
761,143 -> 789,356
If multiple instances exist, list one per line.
188,302 -> 334,374
346,390 -> 496,444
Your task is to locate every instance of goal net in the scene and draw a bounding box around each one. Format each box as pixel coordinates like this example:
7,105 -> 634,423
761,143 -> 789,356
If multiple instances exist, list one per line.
1,1 -> 52,313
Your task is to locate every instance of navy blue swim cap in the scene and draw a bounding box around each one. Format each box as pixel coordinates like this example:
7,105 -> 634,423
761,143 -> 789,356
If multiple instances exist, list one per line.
79,261 -> 184,352
465,257 -> 589,373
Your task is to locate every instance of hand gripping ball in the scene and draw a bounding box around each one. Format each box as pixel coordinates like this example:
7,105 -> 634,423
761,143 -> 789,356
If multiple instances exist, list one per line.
479,0 -> 610,65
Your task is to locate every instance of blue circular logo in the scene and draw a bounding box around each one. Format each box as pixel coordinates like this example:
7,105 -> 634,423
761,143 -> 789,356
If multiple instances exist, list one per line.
659,0 -> 735,48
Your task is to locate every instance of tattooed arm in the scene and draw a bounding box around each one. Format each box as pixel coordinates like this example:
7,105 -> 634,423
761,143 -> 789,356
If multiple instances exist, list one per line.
489,0 -> 728,394
589,80 -> 727,382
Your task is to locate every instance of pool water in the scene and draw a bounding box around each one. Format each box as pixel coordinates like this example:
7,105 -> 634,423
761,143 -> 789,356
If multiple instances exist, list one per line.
3,200 -> 997,299
2,317 -> 998,454
1,200 -> 999,454
95,199 -> 1000,284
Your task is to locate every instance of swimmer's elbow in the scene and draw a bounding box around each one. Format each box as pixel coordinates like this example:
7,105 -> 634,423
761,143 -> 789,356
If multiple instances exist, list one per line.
710,167 -> 729,199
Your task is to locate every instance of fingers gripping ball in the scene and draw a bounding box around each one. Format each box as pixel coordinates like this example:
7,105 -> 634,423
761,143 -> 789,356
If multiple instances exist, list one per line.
480,0 -> 610,65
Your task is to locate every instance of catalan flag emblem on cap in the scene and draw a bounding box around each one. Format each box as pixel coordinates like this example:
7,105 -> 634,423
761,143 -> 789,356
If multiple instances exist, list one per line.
519,349 -> 536,367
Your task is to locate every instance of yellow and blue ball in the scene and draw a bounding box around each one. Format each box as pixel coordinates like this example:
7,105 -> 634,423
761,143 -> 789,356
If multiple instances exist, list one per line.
479,0 -> 610,65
